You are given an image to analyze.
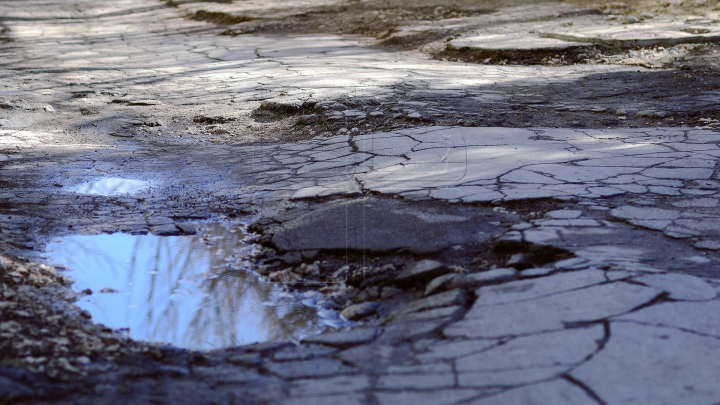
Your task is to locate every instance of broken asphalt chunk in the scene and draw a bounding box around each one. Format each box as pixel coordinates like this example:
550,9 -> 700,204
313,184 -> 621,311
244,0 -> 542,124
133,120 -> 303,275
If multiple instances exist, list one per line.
395,260 -> 450,285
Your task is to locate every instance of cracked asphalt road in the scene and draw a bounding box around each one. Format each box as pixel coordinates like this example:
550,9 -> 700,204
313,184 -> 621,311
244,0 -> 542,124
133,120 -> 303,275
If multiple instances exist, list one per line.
4,0 -> 720,404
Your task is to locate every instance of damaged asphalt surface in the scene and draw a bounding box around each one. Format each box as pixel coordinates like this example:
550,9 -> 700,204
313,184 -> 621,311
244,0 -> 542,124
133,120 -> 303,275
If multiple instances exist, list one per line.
4,0 -> 720,404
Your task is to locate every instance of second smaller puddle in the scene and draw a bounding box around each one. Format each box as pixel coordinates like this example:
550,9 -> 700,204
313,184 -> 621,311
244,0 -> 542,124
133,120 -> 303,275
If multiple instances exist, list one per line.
71,177 -> 150,195
46,223 -> 345,350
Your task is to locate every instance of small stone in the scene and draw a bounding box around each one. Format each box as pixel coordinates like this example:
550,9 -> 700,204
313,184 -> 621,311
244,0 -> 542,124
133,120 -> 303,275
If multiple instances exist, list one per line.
381,286 -> 403,298
56,358 -> 79,372
625,15 -> 639,23
395,260 -> 449,284
506,253 -> 527,268
43,105 -> 55,112
425,273 -> 461,296
281,251 -> 303,265
269,268 -> 296,282
99,288 -> 119,293
407,112 -> 422,119
63,290 -> 77,301
149,224 -> 180,236
341,302 -> 379,321
302,250 -> 318,260
25,356 -> 47,365
369,111 -> 384,117
176,223 -> 198,235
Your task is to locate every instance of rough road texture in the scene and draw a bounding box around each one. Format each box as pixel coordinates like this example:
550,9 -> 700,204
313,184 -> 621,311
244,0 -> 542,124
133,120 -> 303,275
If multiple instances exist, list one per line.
3,0 -> 720,404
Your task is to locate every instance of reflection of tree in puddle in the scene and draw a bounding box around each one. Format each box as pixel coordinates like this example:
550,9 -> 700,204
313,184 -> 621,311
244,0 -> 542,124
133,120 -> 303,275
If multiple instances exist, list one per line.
140,223 -> 325,348
47,223 -> 327,350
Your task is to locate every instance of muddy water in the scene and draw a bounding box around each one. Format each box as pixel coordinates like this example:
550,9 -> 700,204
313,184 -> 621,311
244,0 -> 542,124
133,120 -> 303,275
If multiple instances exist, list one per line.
45,223 -> 341,350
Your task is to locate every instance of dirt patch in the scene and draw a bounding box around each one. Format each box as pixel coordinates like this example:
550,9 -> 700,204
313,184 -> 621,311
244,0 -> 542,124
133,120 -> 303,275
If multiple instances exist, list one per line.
192,115 -> 236,125
437,44 -> 620,65
192,9 -> 255,25
0,256 -> 154,383
219,4 -> 495,38
250,96 -> 437,134
440,42 -> 720,69
206,0 -> 720,71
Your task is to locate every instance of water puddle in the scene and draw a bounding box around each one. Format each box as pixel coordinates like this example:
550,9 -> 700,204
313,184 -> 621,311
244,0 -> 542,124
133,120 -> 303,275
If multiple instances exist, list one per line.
45,223 -> 343,350
71,177 -> 150,195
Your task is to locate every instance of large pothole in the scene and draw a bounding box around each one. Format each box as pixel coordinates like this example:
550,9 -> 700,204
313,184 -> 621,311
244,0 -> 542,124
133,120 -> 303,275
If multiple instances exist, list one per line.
44,222 -> 347,350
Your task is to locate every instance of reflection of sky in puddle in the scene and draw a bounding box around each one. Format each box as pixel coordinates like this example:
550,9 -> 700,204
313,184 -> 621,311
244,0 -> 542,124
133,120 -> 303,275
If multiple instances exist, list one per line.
71,177 -> 150,195
45,223 -> 338,350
